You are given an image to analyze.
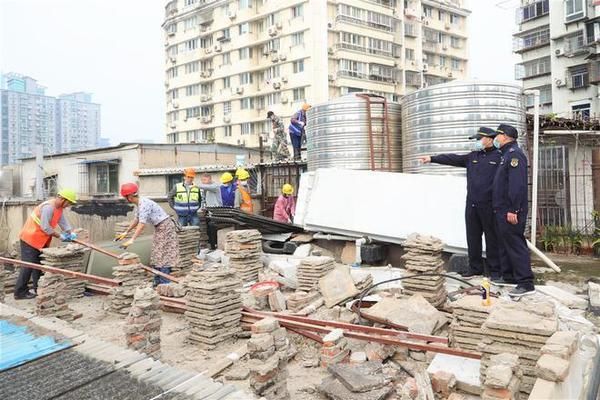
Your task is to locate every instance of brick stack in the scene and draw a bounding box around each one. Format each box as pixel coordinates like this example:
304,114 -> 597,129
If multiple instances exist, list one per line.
401,233 -> 447,308
0,264 -> 6,302
36,274 -> 77,321
481,353 -> 522,400
479,301 -> 558,397
247,318 -> 290,400
225,229 -> 263,283
40,244 -> 88,298
173,226 -> 201,277
286,291 -> 320,313
297,256 -> 335,292
109,253 -> 148,315
197,211 -> 210,249
185,265 -> 242,348
449,295 -> 500,352
320,329 -> 350,368
124,286 -> 162,358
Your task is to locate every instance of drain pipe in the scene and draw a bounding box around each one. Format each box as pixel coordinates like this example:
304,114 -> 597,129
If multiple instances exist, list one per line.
311,232 -> 370,267
354,237 -> 370,266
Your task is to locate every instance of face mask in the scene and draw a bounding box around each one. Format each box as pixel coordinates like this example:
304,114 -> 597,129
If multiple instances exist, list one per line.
472,141 -> 484,151
493,137 -> 501,149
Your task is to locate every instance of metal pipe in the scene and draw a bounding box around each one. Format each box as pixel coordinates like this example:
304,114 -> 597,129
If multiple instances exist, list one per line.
312,232 -> 360,241
527,240 -> 561,272
355,237 -> 368,266
592,147 -> 600,213
524,89 -> 540,244
0,256 -> 122,287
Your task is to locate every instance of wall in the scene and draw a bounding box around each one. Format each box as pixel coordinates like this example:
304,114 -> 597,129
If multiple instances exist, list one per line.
568,145 -> 595,232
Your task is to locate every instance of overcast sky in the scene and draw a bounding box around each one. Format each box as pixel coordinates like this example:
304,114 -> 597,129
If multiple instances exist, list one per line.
0,0 -> 520,146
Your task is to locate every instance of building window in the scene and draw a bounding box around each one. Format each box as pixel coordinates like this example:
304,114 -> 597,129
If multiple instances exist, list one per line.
222,52 -> 231,65
184,0 -> 197,6
224,125 -> 232,137
451,58 -> 461,70
266,92 -> 281,105
519,0 -> 549,23
240,97 -> 255,109
422,5 -> 432,18
219,28 -> 231,41
439,55 -> 446,67
170,89 -> 179,100
572,103 -> 590,119
405,48 -> 414,60
525,85 -> 552,107
223,101 -> 231,114
185,61 -> 199,74
239,72 -> 253,85
43,175 -> 58,197
184,15 -> 197,30
264,65 -> 280,80
241,122 -> 254,135
200,37 -> 213,49
186,106 -> 200,118
451,36 -> 461,49
201,106 -> 213,116
291,32 -> 304,46
291,4 -> 303,18
90,162 -> 119,195
223,76 -> 231,89
565,0 -> 586,23
201,82 -> 212,95
568,64 -> 589,89
239,22 -> 251,35
239,47 -> 253,60
293,59 -> 304,73
267,13 -> 276,27
185,38 -> 198,52
167,67 -> 178,78
185,84 -> 200,96
450,14 -> 459,25
293,88 -> 305,102
239,0 -> 253,9
515,56 -> 550,79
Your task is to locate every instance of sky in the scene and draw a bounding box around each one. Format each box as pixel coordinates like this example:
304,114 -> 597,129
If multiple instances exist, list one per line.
0,0 -> 520,146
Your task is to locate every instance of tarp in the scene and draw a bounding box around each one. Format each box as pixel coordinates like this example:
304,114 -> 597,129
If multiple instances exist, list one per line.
296,168 -> 471,253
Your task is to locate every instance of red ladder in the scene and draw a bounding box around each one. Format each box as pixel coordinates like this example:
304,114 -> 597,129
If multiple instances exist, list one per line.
356,93 -> 392,171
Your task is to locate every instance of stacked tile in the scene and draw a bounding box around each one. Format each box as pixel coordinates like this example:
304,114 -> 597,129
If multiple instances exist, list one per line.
351,269 -> 374,292
482,353 -> 522,400
185,264 -> 242,348
449,295 -> 499,352
0,264 -> 6,302
109,253 -> 148,315
225,229 -> 263,283
401,233 -> 447,308
36,274 -> 77,321
286,291 -> 320,313
173,226 -> 201,277
1,267 -> 18,298
40,244 -> 88,298
247,317 -> 290,400
124,286 -> 162,358
197,211 -> 210,248
479,301 -> 558,397
297,256 -> 335,292
320,329 -> 350,368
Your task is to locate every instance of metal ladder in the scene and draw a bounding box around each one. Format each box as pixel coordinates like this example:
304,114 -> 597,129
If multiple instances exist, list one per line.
357,93 -> 392,171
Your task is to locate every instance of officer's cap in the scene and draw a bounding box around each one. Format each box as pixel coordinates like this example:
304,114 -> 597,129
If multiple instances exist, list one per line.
469,127 -> 497,140
495,124 -> 519,138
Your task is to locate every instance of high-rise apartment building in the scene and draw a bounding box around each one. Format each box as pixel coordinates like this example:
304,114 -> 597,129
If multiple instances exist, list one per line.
163,0 -> 470,147
514,0 -> 600,117
0,73 -> 101,165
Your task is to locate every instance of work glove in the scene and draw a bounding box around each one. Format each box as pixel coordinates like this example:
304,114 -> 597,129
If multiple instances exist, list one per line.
60,232 -> 72,242
114,232 -> 127,242
69,232 -> 78,241
120,239 -> 134,249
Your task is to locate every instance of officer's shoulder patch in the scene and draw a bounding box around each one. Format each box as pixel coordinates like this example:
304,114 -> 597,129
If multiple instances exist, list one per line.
472,160 -> 478,163
510,158 -> 519,167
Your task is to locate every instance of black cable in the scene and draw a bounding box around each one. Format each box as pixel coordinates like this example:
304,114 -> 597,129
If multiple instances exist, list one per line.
355,273 -> 477,324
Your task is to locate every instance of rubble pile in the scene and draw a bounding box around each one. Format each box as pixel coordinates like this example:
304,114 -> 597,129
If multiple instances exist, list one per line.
320,329 -> 350,368
401,234 -> 447,308
482,353 -> 522,400
173,226 -> 201,277
124,286 -> 162,357
40,244 -> 88,298
108,253 -> 148,315
35,273 -> 77,321
479,301 -> 558,397
351,269 -> 374,292
297,256 -> 335,291
155,283 -> 187,298
185,265 -> 242,348
319,361 -> 392,400
247,317 -> 290,400
533,331 -> 579,385
449,295 -> 499,352
286,291 -> 320,313
225,229 -> 263,283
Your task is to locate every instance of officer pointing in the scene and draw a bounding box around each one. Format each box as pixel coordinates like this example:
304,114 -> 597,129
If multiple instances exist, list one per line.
492,124 -> 535,298
419,127 -> 501,279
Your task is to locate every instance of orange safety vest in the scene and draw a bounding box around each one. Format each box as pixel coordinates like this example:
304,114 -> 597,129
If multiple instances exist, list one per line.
19,201 -> 63,250
239,186 -> 253,213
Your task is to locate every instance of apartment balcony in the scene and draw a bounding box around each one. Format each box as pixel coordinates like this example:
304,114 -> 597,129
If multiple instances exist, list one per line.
567,65 -> 589,89
334,43 -> 393,58
560,34 -> 589,57
513,29 -> 550,53
335,14 -> 395,33
336,70 -> 396,84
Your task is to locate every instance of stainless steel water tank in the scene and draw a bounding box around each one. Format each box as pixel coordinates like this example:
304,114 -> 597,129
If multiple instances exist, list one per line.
401,81 -> 526,175
306,93 -> 402,171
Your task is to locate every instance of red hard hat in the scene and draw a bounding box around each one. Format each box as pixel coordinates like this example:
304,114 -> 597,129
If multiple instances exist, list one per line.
120,182 -> 139,197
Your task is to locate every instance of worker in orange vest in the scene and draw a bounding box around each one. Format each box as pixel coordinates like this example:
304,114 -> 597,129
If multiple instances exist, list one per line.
234,168 -> 253,213
14,188 -> 78,300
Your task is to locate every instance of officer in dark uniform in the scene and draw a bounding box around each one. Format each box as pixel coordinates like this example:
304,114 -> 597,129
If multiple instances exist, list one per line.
420,127 -> 501,279
492,124 -> 535,298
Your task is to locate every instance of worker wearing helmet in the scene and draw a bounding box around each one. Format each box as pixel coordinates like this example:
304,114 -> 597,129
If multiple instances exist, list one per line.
289,103 -> 310,160
14,188 -> 78,300
234,169 -> 253,213
267,111 -> 290,161
116,182 -> 179,286
168,168 -> 201,226
273,184 -> 296,223
220,172 -> 236,207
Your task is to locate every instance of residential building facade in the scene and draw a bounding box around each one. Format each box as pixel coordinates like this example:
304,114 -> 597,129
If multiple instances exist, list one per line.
514,0 -> 600,117
0,73 -> 101,165
163,0 -> 470,147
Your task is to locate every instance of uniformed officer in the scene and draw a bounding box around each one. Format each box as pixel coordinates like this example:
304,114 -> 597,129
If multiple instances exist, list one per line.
420,127 -> 501,279
492,124 -> 535,298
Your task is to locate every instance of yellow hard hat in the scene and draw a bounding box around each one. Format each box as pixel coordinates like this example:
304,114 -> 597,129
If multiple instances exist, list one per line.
220,172 -> 233,183
234,168 -> 247,177
237,169 -> 250,180
282,184 -> 294,195
57,188 -> 77,204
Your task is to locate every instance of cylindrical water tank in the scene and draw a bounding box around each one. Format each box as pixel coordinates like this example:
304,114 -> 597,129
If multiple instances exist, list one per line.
401,81 -> 526,175
306,93 -> 402,171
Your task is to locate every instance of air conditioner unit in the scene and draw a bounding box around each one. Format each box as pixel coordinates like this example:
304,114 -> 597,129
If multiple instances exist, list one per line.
281,76 -> 288,83
200,94 -> 212,102
276,21 -> 283,29
235,86 -> 244,94
273,81 -> 281,90
201,116 -> 213,123
281,96 -> 288,104
328,74 -> 335,81
442,45 -> 448,50
183,117 -> 188,122
200,70 -> 211,78
214,44 -> 222,52
328,47 -> 334,55
172,102 -> 179,109
205,47 -> 212,54
228,10 -> 236,19
164,41 -> 169,47
424,20 -> 429,26
223,115 -> 231,123
448,72 -> 453,78
423,64 -> 429,72
279,53 -> 287,61
262,46 -> 270,56
327,22 -> 333,29
555,48 -> 565,56
268,27 -> 278,36
200,25 -> 209,32
555,78 -> 566,87
170,57 -> 177,64
271,54 -> 279,62
167,31 -> 175,37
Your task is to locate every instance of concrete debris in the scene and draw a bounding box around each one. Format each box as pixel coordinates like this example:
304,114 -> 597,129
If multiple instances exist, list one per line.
481,353 -> 521,400
225,365 -> 250,381
124,285 -> 162,357
247,318 -> 290,399
185,264 -> 242,348
363,294 -> 447,335
40,244 -> 89,298
268,289 -> 287,312
155,283 -> 187,298
173,226 -> 202,277
0,264 -> 7,302
293,243 -> 312,258
321,328 -> 350,368
588,281 -> 600,315
365,342 -> 396,362
449,295 -> 504,352
249,281 -> 277,311
401,233 -> 447,308
536,285 -> 588,310
297,256 -> 335,292
318,265 -> 359,308
479,301 -> 558,396
351,269 -> 374,292
319,361 -> 392,400
350,351 -> 367,364
430,370 -> 457,396
286,291 -> 320,313
542,331 -> 579,359
319,376 -> 392,400
35,273 -> 78,321
427,353 -> 482,396
225,229 -> 263,283
535,354 -> 569,382
108,255 -> 148,315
